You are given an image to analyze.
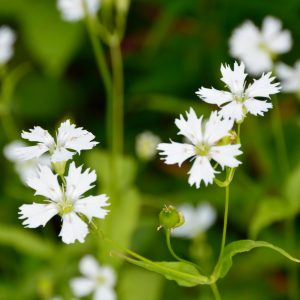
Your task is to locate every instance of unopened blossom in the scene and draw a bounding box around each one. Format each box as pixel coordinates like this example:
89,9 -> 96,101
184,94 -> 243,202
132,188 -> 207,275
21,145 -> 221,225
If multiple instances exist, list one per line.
172,202 -> 217,239
70,255 -> 116,300
229,16 -> 292,75
4,141 -> 50,185
0,26 -> 16,65
276,61 -> 300,94
135,131 -> 161,161
16,120 -> 98,163
19,163 -> 109,244
196,61 -> 280,122
57,0 -> 101,22
157,108 -> 242,188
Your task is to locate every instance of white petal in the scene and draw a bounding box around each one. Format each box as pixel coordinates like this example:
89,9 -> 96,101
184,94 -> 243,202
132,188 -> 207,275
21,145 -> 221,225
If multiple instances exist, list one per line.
210,144 -> 242,169
79,255 -> 100,278
3,141 -> 26,161
51,147 -> 74,162
59,212 -> 89,244
175,108 -> 203,144
98,266 -> 117,287
219,101 -> 244,122
244,98 -> 272,116
157,142 -> 195,166
15,144 -> 49,160
276,62 -> 300,92
195,202 -> 217,233
75,195 -> 110,222
27,165 -> 62,201
57,120 -> 98,153
94,287 -> 116,300
195,87 -> 232,106
65,162 -> 96,200
19,203 -> 58,228
188,156 -> 217,188
246,72 -> 280,98
262,16 -> 292,53
220,61 -> 247,94
21,126 -> 55,147
204,111 -> 234,145
70,277 -> 95,297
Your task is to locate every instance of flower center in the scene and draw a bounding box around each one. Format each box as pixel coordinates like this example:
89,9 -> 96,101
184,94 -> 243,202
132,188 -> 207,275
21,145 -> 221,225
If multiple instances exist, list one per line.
96,275 -> 106,285
195,143 -> 210,156
233,94 -> 245,103
57,198 -> 74,216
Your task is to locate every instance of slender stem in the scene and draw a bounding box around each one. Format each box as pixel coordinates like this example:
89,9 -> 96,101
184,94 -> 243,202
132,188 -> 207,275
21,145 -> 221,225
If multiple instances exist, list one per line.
110,41 -> 124,158
165,230 -> 204,273
210,283 -> 222,300
219,180 -> 230,260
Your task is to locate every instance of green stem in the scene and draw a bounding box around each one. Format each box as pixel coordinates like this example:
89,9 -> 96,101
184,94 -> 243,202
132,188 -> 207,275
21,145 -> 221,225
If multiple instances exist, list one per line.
210,283 -> 222,300
219,183 -> 230,259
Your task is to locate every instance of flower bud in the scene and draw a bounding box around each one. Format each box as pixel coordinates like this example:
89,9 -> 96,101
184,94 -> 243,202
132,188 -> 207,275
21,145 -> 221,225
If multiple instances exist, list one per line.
158,205 -> 184,230
217,130 -> 238,146
52,161 -> 66,177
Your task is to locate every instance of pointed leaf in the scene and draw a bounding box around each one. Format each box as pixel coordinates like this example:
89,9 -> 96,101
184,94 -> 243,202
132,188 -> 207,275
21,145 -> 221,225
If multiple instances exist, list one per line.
213,240 -> 300,280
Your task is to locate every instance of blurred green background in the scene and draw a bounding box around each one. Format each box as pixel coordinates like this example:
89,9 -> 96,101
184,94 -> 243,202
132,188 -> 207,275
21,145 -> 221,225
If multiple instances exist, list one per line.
0,0 -> 300,299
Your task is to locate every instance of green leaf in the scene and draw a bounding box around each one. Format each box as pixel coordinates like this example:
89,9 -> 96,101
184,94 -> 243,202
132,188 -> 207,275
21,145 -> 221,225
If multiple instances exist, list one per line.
121,255 -> 208,287
249,197 -> 293,239
212,240 -> 300,280
0,224 -> 56,259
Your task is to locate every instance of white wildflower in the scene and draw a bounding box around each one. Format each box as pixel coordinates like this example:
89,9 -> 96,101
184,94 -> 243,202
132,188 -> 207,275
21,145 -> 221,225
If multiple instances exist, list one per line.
172,202 -> 217,239
229,16 -> 292,75
19,163 -> 109,244
57,0 -> 101,22
16,120 -> 98,163
276,60 -> 300,94
196,61 -> 280,122
70,255 -> 117,300
136,131 -> 161,161
0,26 -> 16,65
157,108 -> 242,188
4,141 -> 51,185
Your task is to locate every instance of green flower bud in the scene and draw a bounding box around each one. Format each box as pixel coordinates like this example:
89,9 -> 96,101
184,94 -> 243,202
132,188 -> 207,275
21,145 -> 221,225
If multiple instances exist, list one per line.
217,130 -> 238,146
158,205 -> 184,230
52,161 -> 66,177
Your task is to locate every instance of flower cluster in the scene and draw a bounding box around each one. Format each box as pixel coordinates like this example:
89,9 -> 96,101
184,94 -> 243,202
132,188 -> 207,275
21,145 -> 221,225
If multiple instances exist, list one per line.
0,26 -> 16,65
229,16 -> 292,75
157,61 -> 280,188
15,120 -> 109,244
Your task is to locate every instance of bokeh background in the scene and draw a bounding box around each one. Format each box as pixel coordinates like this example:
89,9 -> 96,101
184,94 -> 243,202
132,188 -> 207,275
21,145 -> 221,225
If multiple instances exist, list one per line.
0,0 -> 300,299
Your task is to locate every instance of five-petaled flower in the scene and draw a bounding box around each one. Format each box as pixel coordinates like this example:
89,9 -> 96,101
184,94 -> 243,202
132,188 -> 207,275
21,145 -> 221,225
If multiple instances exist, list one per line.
19,163 -> 109,244
157,108 -> 242,188
229,16 -> 292,75
0,25 -> 16,65
57,0 -> 101,22
16,120 -> 98,163
70,255 -> 117,300
196,61 -> 280,122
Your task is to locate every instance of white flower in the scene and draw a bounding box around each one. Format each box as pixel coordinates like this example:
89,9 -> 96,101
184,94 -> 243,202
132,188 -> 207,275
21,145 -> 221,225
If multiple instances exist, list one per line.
157,108 -> 242,188
172,202 -> 216,239
4,141 -> 51,185
276,60 -> 300,94
0,26 -> 16,65
135,131 -> 161,161
19,163 -> 109,244
57,0 -> 101,22
196,61 -> 280,122
70,255 -> 116,300
229,16 -> 292,75
16,120 -> 98,163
